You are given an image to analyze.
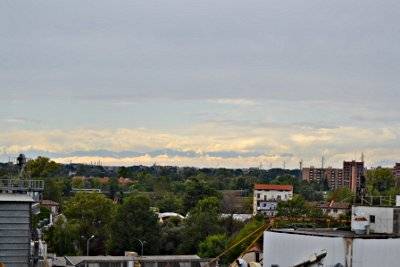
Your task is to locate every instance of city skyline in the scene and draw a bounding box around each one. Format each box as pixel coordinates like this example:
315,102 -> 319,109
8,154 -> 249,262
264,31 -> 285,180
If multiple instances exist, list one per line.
1,1 -> 400,168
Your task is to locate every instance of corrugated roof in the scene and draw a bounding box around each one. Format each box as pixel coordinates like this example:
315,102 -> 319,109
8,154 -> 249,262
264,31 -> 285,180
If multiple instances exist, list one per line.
254,184 -> 293,191
0,193 -> 34,202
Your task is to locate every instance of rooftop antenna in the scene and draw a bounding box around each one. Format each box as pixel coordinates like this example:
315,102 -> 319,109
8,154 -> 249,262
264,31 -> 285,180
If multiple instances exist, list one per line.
283,161 -> 286,170
299,159 -> 303,171
361,152 -> 365,163
321,156 -> 325,169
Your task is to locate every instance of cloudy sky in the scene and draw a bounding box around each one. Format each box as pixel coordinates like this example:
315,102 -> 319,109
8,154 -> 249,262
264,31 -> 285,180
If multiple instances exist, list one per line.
1,0 -> 399,168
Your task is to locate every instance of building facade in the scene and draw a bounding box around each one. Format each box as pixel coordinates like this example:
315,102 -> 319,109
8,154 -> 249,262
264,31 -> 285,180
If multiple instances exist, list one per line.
253,184 -> 293,216
302,161 -> 364,191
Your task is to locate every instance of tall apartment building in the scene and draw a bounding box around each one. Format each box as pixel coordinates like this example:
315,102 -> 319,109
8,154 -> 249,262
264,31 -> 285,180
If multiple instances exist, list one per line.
302,167 -> 342,190
325,167 -> 344,189
302,167 -> 325,183
343,161 -> 365,192
393,163 -> 400,179
302,161 -> 364,191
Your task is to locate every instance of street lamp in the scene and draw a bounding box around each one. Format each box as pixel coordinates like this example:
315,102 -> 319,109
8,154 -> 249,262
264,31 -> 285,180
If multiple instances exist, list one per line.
87,235 -> 95,256
133,238 -> 146,256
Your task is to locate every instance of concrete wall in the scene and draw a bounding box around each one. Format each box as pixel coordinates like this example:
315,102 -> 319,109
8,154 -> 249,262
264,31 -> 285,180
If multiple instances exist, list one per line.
353,238 -> 400,267
352,206 -> 394,234
263,231 -> 348,267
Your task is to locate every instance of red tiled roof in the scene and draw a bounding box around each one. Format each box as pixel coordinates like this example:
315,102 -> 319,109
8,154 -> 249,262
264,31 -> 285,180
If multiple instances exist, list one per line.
254,184 -> 293,191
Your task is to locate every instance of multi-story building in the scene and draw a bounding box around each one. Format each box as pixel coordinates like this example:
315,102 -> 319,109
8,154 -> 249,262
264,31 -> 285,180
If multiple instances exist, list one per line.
302,167 -> 343,190
393,163 -> 400,179
302,161 -> 364,191
325,167 -> 344,190
343,161 -> 365,192
253,184 -> 293,216
301,167 -> 325,183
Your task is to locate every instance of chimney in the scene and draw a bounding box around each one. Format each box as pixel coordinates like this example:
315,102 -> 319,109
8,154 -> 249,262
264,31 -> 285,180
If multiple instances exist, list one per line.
351,164 -> 357,193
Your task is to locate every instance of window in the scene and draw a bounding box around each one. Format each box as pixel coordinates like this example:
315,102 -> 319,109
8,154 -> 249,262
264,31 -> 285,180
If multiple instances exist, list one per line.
370,215 -> 376,223
257,193 -> 260,199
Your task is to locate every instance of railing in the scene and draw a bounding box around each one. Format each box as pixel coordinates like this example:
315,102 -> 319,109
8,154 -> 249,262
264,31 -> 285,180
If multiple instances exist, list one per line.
0,179 -> 44,192
360,195 -> 395,206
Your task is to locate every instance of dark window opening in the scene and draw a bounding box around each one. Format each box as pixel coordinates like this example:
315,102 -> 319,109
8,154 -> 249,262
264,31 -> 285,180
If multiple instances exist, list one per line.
370,215 -> 376,223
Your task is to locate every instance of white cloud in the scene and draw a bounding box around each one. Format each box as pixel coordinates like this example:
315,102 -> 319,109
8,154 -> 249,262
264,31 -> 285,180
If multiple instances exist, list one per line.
0,123 -> 399,168
208,98 -> 257,106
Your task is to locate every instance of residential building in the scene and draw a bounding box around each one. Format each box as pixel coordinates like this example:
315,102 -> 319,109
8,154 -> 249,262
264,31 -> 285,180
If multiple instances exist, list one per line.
263,201 -> 400,266
343,160 -> 365,192
318,202 -> 350,219
301,161 -> 364,191
41,200 -> 60,215
325,167 -> 344,190
263,228 -> 400,267
253,184 -> 293,216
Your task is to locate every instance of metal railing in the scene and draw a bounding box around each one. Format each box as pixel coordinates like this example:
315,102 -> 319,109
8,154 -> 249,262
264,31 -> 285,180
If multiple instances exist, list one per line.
0,179 -> 44,192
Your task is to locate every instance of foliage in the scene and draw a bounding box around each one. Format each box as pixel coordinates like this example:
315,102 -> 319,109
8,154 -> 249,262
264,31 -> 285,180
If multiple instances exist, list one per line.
182,178 -> 221,213
26,157 -> 61,178
44,178 -> 65,203
107,194 -> 161,255
224,216 -> 265,263
64,193 -> 115,254
45,216 -> 79,255
327,187 -> 355,203
367,168 -> 396,195
178,197 -> 224,254
271,175 -> 324,201
277,195 -> 323,218
199,234 -> 228,258
159,217 -> 185,255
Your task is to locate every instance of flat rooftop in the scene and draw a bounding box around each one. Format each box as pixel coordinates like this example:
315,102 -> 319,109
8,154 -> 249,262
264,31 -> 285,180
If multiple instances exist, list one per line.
268,228 -> 400,239
0,193 -> 34,202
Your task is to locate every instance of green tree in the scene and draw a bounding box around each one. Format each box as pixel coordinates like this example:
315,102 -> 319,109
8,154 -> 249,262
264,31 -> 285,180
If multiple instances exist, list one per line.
225,216 -> 265,263
178,197 -> 224,254
26,157 -> 61,178
277,195 -> 322,218
367,168 -> 395,194
45,216 -> 79,255
327,187 -> 355,203
182,178 -> 220,213
155,193 -> 184,213
108,194 -> 160,255
43,178 -> 64,203
159,216 -> 185,255
64,193 -> 115,255
199,234 -> 228,258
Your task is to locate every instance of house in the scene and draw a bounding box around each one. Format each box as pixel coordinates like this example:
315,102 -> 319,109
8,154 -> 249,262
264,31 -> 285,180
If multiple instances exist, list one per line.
317,201 -> 350,219
41,200 -> 60,215
253,184 -> 293,216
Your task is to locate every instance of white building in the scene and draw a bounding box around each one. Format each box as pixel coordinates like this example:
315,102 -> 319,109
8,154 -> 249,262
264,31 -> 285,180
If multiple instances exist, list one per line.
253,184 -> 293,216
263,203 -> 400,267
263,228 -> 400,267
351,205 -> 400,234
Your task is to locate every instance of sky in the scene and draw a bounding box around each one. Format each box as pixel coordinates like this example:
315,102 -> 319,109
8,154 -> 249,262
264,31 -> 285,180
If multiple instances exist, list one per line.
1,0 -> 400,168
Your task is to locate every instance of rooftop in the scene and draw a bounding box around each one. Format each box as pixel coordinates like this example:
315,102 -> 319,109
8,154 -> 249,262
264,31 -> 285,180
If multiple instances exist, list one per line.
268,228 -> 400,239
254,184 -> 293,191
58,255 -> 206,266
0,193 -> 34,202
